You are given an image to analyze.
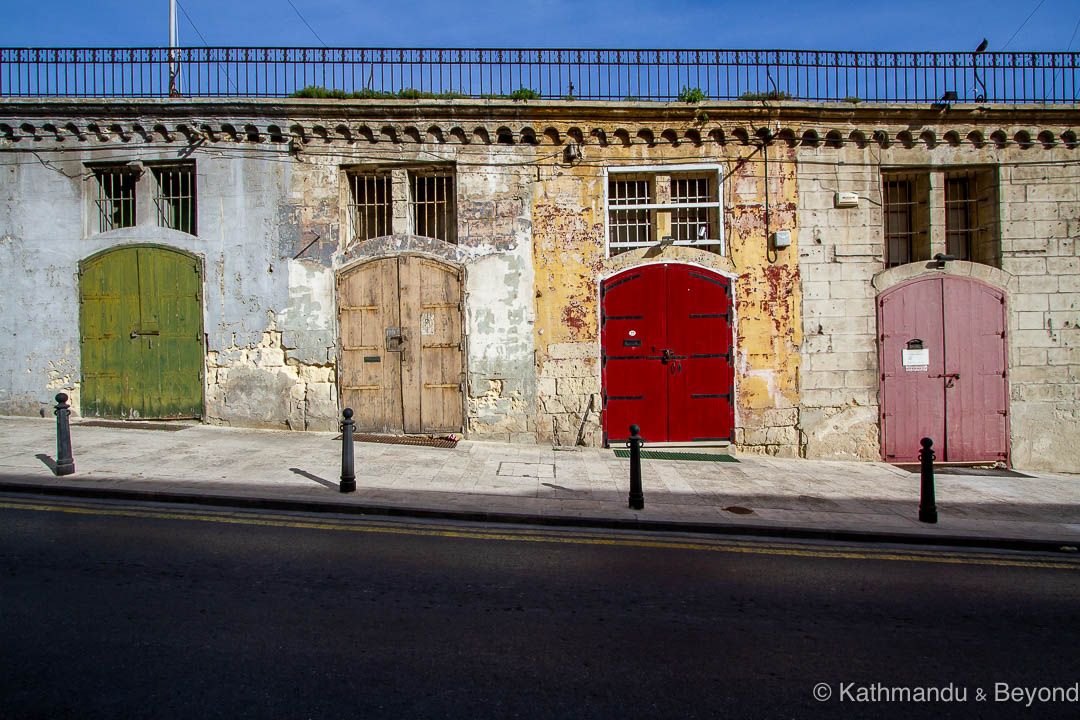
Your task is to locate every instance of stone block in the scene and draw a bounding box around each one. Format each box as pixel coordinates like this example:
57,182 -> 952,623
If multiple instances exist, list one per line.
1003,236 -> 1051,253
1049,293 -> 1080,311
1017,275 -> 1059,294
537,377 -> 557,397
742,427 -> 768,445
803,281 -> 830,300
763,407 -> 798,426
765,426 -> 799,445
801,370 -> 845,390
769,444 -> 801,459
1048,257 -> 1080,275
556,376 -> 600,396
1017,311 -> 1046,330
1017,348 -> 1047,366
844,370 -> 878,388
1047,347 -> 1080,365
1001,221 -> 1037,239
1003,257 -> 1047,276
539,358 -> 595,378
546,342 -> 597,360
1010,293 -> 1050,312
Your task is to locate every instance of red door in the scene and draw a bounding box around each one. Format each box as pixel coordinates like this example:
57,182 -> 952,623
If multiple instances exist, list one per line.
601,264 -> 734,444
879,276 -> 1008,463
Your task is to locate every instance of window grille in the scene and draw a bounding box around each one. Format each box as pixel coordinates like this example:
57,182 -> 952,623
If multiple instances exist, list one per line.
152,163 -> 197,235
409,170 -> 455,243
945,173 -> 977,261
671,175 -> 713,243
348,171 -> 392,242
606,167 -> 723,256
93,167 -> 137,232
883,174 -> 919,267
608,177 -> 652,256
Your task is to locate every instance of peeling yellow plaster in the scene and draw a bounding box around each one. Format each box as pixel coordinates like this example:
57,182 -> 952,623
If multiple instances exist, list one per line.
530,131 -> 802,447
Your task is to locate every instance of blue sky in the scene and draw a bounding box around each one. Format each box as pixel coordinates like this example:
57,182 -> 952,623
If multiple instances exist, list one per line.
2,0 -> 1078,51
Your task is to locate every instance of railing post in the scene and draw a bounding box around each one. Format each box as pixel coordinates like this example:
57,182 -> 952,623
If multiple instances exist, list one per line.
918,437 -> 938,523
53,393 -> 75,476
627,424 -> 644,510
340,407 -> 356,493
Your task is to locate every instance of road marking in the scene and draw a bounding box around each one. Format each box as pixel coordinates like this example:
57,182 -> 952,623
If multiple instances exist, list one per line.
1,497 -> 1077,570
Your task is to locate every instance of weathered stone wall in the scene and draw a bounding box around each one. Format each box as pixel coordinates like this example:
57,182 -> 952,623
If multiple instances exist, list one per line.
531,132 -> 802,453
2,100 -> 1077,470
0,104 -> 535,439
796,122 -> 1080,471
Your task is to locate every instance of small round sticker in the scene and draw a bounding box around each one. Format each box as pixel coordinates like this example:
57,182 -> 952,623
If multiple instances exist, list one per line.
628,330 -> 637,337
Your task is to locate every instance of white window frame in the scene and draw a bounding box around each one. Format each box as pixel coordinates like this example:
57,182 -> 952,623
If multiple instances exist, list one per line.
604,164 -> 725,256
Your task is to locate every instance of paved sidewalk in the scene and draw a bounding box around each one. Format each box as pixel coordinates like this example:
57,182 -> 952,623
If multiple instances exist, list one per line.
1,416 -> 1077,549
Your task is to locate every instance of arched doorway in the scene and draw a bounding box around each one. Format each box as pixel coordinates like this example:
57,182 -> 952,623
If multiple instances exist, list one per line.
601,263 -> 735,444
79,245 -> 204,419
338,255 -> 464,434
878,275 -> 1008,463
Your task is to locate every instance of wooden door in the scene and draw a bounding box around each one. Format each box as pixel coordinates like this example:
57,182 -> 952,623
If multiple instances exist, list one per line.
338,256 -> 463,434
601,264 -> 734,444
666,266 -> 735,442
879,278 -> 947,462
879,276 -> 1008,463
80,245 -> 204,419
942,278 -> 1008,461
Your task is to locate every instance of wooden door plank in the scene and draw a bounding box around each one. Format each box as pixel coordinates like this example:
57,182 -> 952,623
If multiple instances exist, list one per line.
417,260 -> 463,433
942,279 -> 1008,462
398,255 -> 423,434
879,278 -> 946,462
340,258 -> 401,432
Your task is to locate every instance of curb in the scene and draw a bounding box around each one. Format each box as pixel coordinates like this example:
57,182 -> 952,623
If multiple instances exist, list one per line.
1,479 -> 1076,555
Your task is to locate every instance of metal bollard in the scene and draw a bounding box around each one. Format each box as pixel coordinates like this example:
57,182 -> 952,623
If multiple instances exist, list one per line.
339,407 -> 356,493
54,393 -> 75,476
627,424 -> 644,510
918,437 -> 938,524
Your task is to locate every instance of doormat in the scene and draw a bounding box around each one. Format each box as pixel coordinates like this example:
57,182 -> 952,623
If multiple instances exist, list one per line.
75,420 -> 193,432
347,433 -> 459,449
613,449 -> 738,462
891,464 -> 1033,478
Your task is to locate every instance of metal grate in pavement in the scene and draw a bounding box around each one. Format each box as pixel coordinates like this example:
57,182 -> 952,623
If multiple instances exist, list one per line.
613,450 -> 738,462
350,433 -> 458,449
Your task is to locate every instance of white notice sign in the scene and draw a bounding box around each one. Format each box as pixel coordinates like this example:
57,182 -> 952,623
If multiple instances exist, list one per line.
420,313 -> 435,336
902,348 -> 929,372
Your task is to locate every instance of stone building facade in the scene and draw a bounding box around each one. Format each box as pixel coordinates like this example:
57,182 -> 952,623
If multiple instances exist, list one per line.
0,98 -> 1077,471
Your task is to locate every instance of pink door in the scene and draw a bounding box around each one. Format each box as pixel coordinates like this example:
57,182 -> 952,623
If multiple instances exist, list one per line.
878,276 -> 1008,463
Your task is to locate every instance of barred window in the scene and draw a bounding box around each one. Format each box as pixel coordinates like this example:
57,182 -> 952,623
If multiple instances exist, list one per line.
608,177 -> 652,256
152,163 -> 197,235
882,168 -> 997,269
883,174 -> 920,267
606,167 -> 723,257
410,169 -> 455,243
348,171 -> 393,241
93,167 -> 137,232
670,176 -> 715,243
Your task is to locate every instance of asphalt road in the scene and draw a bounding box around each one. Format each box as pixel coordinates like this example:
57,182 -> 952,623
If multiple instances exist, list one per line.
1,493 -> 1078,719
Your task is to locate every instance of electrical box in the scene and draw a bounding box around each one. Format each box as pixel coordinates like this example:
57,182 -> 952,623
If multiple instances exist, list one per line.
834,192 -> 859,208
773,230 -> 792,249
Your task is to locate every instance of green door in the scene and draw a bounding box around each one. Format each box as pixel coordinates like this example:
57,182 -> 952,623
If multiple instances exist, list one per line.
80,246 -> 204,419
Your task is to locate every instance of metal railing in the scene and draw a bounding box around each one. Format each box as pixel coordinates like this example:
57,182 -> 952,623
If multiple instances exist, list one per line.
1,47 -> 1077,103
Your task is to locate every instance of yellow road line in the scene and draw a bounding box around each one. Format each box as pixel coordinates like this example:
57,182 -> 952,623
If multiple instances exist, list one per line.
1,498 -> 1076,570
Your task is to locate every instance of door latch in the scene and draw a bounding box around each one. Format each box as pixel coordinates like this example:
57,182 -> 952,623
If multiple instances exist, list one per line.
385,327 -> 405,353
660,349 -> 675,364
